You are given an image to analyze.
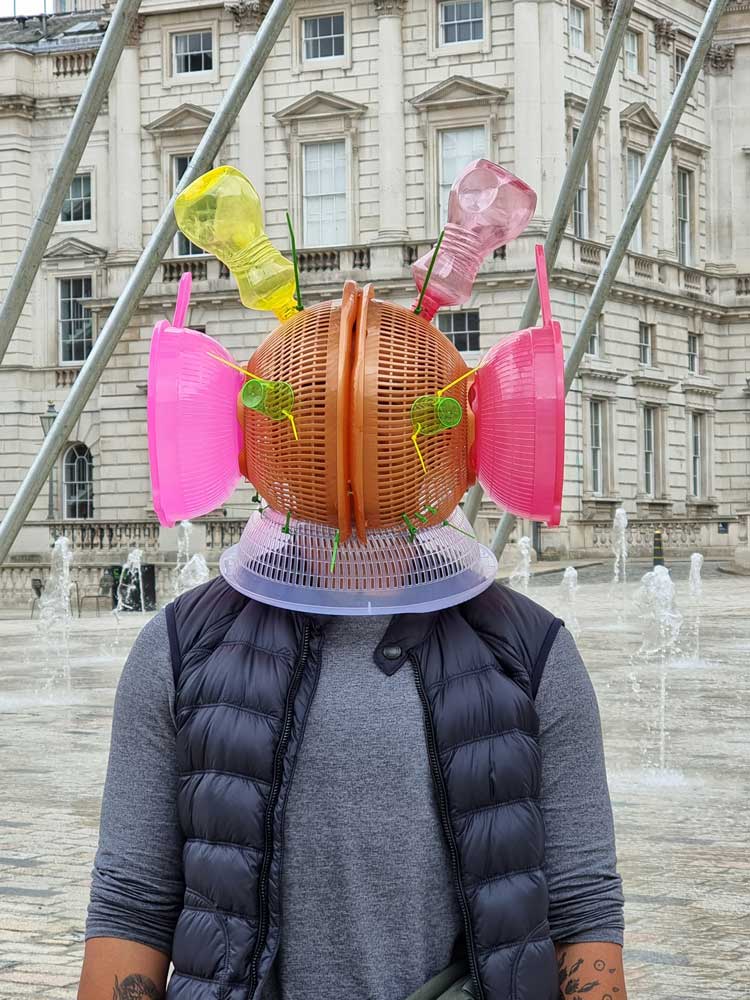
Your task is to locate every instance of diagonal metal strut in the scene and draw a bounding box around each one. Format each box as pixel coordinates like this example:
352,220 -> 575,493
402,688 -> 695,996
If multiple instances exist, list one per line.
0,0 -> 297,565
463,0 -> 636,526
484,0 -> 731,561
0,0 -> 144,363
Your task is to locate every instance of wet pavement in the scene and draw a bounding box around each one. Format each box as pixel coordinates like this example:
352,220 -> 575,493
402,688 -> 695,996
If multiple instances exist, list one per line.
0,566 -> 748,998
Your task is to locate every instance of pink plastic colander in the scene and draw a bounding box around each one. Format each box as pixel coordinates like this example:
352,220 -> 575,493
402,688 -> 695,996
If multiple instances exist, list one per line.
470,246 -> 565,527
147,273 -> 244,527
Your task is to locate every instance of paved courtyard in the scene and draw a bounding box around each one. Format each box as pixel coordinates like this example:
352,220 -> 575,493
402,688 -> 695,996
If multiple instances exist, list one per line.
0,564 -> 748,998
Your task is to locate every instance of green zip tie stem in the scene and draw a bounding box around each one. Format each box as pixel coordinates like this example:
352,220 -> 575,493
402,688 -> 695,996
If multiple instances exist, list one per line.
413,228 -> 446,316
443,520 -> 477,540
330,529 -> 341,573
401,514 -> 418,541
285,211 -> 304,312
282,511 -> 293,535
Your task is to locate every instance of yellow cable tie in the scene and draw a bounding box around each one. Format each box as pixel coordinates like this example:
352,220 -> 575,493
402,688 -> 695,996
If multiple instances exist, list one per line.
437,365 -> 480,398
207,352 -> 263,382
411,423 -> 427,475
283,409 -> 299,441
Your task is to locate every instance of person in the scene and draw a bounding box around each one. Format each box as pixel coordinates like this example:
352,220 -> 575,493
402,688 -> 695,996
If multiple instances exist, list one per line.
78,161 -> 626,1000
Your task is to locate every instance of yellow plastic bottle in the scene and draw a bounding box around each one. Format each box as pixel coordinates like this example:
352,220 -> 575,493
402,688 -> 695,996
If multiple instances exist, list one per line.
174,165 -> 298,322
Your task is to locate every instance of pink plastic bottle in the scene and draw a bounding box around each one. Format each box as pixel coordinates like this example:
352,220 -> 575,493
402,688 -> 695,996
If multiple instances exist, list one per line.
412,160 -> 537,321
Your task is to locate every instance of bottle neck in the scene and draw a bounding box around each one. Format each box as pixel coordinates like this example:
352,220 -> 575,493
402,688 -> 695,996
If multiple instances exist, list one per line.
224,232 -> 276,275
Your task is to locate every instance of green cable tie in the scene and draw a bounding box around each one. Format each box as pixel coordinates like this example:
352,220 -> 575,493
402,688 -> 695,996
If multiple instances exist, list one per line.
414,511 -> 429,524
442,519 -> 477,540
413,228 -> 446,316
330,529 -> 341,573
252,492 -> 261,504
282,511 -> 293,535
401,514 -> 418,541
286,211 -> 304,312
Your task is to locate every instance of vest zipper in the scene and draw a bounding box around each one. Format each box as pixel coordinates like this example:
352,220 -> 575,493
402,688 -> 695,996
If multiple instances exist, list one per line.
410,657 -> 484,1000
249,621 -> 312,997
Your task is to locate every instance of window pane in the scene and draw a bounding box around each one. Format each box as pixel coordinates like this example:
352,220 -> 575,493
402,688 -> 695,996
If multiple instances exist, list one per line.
439,0 -> 483,45
627,149 -> 644,251
439,125 -> 486,226
302,140 -> 347,246
437,310 -> 480,352
174,30 -> 212,74
569,3 -> 585,51
303,13 -> 346,60
59,278 -> 93,365
677,168 -> 692,266
64,444 -> 94,519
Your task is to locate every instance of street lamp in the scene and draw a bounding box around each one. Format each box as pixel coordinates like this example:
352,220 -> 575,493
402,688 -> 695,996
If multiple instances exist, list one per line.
39,401 -> 58,520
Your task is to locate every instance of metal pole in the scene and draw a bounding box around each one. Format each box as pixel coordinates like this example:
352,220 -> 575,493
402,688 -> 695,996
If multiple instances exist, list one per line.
0,0 -> 144,364
0,0 -> 296,565
488,0 -> 730,560
463,0 -> 636,526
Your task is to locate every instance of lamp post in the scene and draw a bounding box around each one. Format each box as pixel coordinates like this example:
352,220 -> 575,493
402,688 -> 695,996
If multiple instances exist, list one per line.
39,401 -> 58,520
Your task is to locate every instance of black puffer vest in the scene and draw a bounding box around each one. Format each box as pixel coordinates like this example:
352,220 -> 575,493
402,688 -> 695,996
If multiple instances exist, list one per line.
164,576 -> 562,1000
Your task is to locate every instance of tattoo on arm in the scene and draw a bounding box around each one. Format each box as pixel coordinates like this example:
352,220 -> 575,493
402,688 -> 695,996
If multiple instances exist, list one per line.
113,974 -> 164,1000
558,951 -> 601,999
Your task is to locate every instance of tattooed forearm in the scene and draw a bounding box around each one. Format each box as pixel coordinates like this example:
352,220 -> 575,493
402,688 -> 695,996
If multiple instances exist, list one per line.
556,942 -> 627,1000
113,973 -> 163,1000
558,951 -> 600,998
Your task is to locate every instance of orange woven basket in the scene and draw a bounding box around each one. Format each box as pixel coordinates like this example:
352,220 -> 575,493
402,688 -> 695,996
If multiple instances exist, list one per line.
242,281 -> 473,543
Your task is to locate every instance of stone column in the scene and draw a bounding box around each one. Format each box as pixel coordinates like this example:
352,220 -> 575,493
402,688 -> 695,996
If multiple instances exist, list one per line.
373,0 -> 408,241
705,44 -> 736,270
513,2 -> 543,197
227,2 -> 271,207
538,0 -> 566,223
654,19 -> 676,260
108,14 -> 145,263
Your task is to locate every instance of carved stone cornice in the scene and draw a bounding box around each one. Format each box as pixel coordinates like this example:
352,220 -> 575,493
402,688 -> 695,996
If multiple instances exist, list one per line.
373,0 -> 407,15
705,43 -> 735,74
654,19 -> 676,54
0,95 -> 35,120
602,0 -> 616,26
224,1 -> 272,31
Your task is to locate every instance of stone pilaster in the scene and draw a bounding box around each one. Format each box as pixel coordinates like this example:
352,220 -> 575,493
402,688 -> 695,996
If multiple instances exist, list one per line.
226,2 -> 270,204
373,0 -> 408,240
107,12 -> 144,264
654,20 -> 675,260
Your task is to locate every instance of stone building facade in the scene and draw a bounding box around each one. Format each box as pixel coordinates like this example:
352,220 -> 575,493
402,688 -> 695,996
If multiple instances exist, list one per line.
1,0 -> 749,604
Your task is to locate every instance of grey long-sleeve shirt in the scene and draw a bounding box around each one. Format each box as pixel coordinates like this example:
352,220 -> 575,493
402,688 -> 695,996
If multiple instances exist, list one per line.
86,612 -> 624,1000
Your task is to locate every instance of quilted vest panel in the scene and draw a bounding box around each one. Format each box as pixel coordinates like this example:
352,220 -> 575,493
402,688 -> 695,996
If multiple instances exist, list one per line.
165,577 -> 562,1000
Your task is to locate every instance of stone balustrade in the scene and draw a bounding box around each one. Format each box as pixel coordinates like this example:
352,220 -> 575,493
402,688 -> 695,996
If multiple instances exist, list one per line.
49,520 -> 161,552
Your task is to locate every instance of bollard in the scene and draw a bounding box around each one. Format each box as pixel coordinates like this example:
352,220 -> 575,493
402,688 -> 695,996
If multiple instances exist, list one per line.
653,529 -> 665,567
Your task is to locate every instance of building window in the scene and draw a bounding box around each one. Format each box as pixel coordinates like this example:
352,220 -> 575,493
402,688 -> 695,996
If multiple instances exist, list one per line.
690,412 -> 703,497
626,148 -> 645,251
571,126 -> 589,239
302,140 -> 347,247
439,1 -> 484,45
638,321 -> 653,366
677,168 -> 693,266
172,155 -> 203,256
643,405 -> 656,496
675,49 -> 688,88
63,443 -> 94,520
61,173 -> 91,223
624,30 -> 642,76
687,332 -> 700,374
590,399 -> 603,495
59,276 -> 93,364
568,2 -> 587,53
437,310 -> 480,352
587,318 -> 601,357
438,125 -> 486,227
172,30 -> 213,75
302,13 -> 345,60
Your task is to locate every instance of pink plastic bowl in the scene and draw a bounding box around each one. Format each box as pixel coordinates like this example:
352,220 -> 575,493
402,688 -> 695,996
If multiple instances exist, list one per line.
470,246 -> 565,526
147,275 -> 244,527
